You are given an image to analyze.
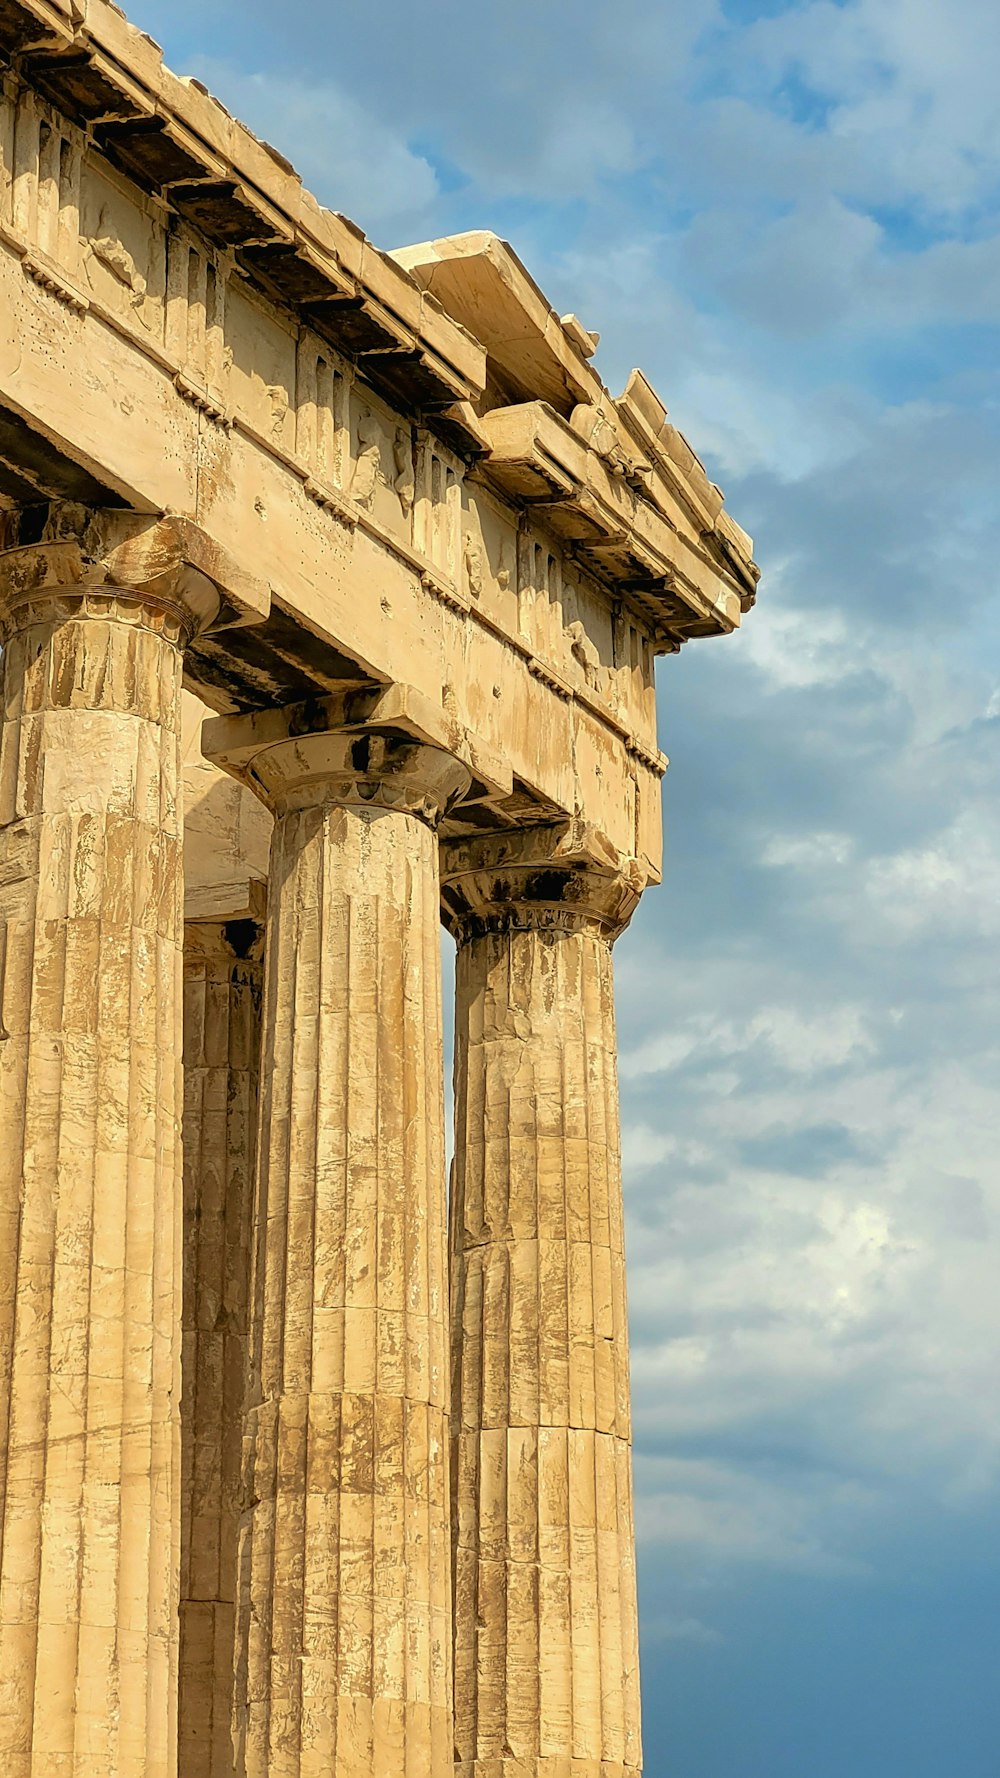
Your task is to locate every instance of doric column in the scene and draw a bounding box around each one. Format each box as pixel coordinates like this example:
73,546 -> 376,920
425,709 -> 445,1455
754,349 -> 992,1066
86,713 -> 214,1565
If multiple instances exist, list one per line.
180,918 -> 264,1778
0,505 -> 265,1778
204,690 -> 471,1778
441,824 -> 646,1778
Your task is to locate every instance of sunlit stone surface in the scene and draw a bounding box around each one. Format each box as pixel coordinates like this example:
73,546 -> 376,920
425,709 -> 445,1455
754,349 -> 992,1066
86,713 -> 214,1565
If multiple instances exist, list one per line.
0,4 -> 757,1772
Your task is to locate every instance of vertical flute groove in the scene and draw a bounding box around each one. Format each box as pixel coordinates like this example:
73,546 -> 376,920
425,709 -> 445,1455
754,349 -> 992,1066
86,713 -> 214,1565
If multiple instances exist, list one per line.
451,922 -> 642,1778
180,919 -> 263,1778
0,599 -> 186,1778
230,754 -> 461,1778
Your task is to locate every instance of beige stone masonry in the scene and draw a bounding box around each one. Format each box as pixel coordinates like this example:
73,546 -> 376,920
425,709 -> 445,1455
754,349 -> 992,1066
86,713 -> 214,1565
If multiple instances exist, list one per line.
180,918 -> 264,1778
442,825 -> 645,1778
204,697 -> 471,1778
182,692 -> 273,927
0,505 -> 262,1778
0,6 -> 762,1769
0,1 -> 756,862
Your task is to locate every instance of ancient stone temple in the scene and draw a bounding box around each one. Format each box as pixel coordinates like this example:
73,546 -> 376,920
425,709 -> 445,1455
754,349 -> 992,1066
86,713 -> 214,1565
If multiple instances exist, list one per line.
0,3 -> 759,1775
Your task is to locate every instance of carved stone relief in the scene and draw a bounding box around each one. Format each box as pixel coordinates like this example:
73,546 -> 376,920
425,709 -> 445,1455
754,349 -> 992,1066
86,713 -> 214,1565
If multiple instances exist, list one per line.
265,381 -> 289,443
463,531 -> 484,600
567,618 -> 603,692
79,164 -> 164,337
82,204 -> 151,328
571,396 -> 648,490
350,410 -> 382,510
225,275 -> 296,443
393,426 -> 415,517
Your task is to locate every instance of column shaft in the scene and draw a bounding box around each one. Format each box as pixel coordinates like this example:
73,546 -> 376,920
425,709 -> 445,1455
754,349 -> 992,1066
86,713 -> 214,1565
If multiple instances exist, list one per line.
0,583 -> 186,1778
180,920 -> 264,1778
209,718 -> 470,1778
446,836 -> 643,1778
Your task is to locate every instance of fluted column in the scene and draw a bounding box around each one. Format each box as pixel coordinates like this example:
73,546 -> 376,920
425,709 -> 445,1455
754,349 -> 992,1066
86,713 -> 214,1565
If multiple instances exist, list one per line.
442,825 -> 646,1778
0,506 -> 257,1778
180,919 -> 264,1778
204,693 -> 471,1778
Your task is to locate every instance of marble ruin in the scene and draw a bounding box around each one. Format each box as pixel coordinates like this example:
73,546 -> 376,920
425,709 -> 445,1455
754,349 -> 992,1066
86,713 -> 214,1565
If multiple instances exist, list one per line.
0,2 -> 759,1773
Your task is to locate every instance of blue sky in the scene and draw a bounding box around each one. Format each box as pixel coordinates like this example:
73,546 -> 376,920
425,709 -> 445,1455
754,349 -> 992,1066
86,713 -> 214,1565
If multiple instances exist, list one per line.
128,3 -> 1000,1771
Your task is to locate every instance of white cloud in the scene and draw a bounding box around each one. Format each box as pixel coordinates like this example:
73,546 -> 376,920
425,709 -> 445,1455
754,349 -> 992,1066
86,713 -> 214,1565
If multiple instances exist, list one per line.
635,1453 -> 875,1576
187,60 -> 440,231
864,808 -> 1000,939
622,1123 -> 679,1172
737,599 -> 867,691
762,831 -> 856,869
621,1003 -> 875,1081
735,0 -> 1000,216
620,946 -> 1000,1540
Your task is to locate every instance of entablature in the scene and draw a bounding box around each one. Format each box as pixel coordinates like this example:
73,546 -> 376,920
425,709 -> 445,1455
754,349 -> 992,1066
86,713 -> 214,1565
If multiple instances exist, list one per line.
0,0 -> 758,647
394,231 -> 760,648
477,400 -> 746,651
0,53 -> 674,765
0,0 -> 760,888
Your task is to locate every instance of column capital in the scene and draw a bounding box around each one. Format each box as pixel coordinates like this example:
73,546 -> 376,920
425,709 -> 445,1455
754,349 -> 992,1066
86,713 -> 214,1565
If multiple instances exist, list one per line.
203,684 -> 472,826
0,502 -> 269,644
440,819 -> 647,945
